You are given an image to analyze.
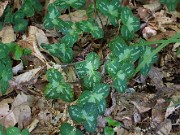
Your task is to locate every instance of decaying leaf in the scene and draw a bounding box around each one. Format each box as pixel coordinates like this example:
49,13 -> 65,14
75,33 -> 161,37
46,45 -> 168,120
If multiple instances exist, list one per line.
151,98 -> 169,127
18,35 -> 46,63
12,60 -> 24,75
60,10 -> 87,22
0,25 -> 16,43
13,67 -> 42,84
155,119 -> 172,135
0,103 -> 17,128
11,93 -> 34,129
0,1 -> 8,17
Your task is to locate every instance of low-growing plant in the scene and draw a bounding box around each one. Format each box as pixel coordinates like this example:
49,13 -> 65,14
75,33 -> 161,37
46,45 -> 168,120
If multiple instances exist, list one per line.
0,42 -> 31,94
0,124 -> 30,135
0,0 -> 180,134
0,0 -> 42,32
160,0 -> 180,11
41,0 -> 180,134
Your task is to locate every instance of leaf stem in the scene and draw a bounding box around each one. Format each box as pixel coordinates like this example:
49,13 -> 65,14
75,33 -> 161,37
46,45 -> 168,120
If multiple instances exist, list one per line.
134,38 -> 180,75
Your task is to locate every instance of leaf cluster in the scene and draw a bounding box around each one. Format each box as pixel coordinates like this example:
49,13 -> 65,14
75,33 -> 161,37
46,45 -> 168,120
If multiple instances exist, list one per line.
0,42 -> 29,94
0,0 -> 42,32
0,124 -> 30,135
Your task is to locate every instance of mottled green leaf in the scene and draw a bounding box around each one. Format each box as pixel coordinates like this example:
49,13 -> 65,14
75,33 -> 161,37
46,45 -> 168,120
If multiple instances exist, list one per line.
139,46 -> 158,76
69,103 -> 99,132
60,123 -> 83,135
55,0 -> 86,10
6,127 -> 21,135
41,43 -> 73,63
77,83 -> 110,105
44,68 -> 74,102
121,7 -> 140,40
96,0 -> 121,26
160,0 -> 180,11
104,127 -> 114,135
79,19 -> 104,39
113,75 -> 127,93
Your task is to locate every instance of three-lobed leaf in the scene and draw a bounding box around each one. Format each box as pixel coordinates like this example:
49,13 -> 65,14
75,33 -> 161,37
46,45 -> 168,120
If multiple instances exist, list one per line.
44,68 -> 74,102
79,19 -> 104,39
96,0 -> 121,26
77,83 -> 110,113
41,43 -> 73,63
75,52 -> 101,89
69,103 -> 99,132
121,7 -> 140,40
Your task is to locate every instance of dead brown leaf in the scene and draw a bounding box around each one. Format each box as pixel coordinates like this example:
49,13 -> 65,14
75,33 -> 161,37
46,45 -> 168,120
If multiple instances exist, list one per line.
60,10 -> 87,22
12,93 -> 34,129
0,1 -> 8,17
18,35 -> 46,63
0,25 -> 16,43
13,67 -> 43,84
0,103 -> 17,128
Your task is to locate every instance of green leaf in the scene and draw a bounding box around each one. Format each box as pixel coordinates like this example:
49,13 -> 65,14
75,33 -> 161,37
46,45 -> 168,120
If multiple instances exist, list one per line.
97,99 -> 106,114
13,19 -> 28,32
121,7 -> 140,40
69,103 -> 99,132
108,36 -> 127,54
55,0 -> 86,10
113,74 -> 127,93
21,129 -> 30,135
0,43 -> 10,59
3,6 -> 13,24
79,19 -> 104,39
106,117 -> 121,127
139,46 -> 158,76
106,58 -> 120,78
0,124 -> 5,135
120,62 -> 135,78
41,43 -> 73,63
104,127 -> 114,135
160,0 -> 180,11
60,123 -> 83,135
44,68 -> 74,102
43,3 -> 61,29
21,0 -> 35,17
77,83 -> 110,105
96,0 -> 121,26
75,52 -> 101,89
83,71 -> 101,89
85,52 -> 100,70
6,127 -> 21,135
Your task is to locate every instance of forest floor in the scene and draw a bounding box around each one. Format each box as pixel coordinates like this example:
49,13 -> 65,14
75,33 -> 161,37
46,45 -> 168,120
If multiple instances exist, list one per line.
0,0 -> 180,135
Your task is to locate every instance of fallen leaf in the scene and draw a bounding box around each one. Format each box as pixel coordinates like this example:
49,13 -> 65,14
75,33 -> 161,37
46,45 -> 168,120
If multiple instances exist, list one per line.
151,98 -> 169,127
0,25 -> 16,43
60,10 -> 87,22
18,35 -> 47,63
0,103 -> 17,128
0,1 -> 8,17
165,91 -> 180,118
131,101 -> 151,113
12,93 -> 33,129
12,60 -> 24,75
13,67 -> 42,84
155,119 -> 172,135
28,26 -> 49,46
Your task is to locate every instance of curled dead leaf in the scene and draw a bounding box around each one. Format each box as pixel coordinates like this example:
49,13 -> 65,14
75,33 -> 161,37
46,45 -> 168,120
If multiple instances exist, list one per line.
13,67 -> 43,84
